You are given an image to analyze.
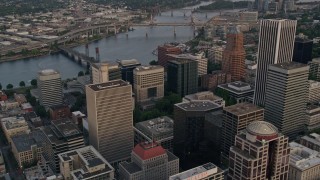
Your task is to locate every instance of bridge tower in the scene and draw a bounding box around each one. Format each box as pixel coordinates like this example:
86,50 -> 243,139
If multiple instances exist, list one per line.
85,44 -> 89,57
95,47 -> 100,62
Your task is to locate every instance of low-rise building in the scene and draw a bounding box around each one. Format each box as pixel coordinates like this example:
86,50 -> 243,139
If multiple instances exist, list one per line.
169,162 -> 224,180
21,103 -> 33,113
289,142 -> 320,180
201,71 -> 231,91
14,94 -> 27,105
0,91 -> 8,101
134,116 -> 174,152
1,116 -> 30,144
308,80 -> 320,103
300,133 -> 320,152
49,104 -> 71,121
183,91 -> 225,107
218,81 -> 254,102
71,111 -> 86,125
59,146 -> 114,180
11,130 -> 45,168
25,112 -> 42,128
119,142 -> 179,180
0,101 -> 19,111
306,105 -> 320,130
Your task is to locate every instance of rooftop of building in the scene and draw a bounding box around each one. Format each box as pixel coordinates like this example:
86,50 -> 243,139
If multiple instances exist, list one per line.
264,19 -> 296,22
311,58 -> 320,63
120,161 -> 142,174
184,91 -> 223,102
38,69 -> 59,76
306,104 -> 320,115
1,116 -> 28,130
270,61 -> 308,70
169,162 -> 222,180
167,53 -> 198,61
11,130 -> 45,152
91,62 -> 109,69
246,121 -> 278,137
134,65 -> 164,72
135,116 -> 173,138
218,81 -> 254,94
0,90 -> 6,96
175,100 -> 221,112
49,104 -> 69,111
309,80 -> 320,88
223,102 -> 263,115
87,79 -> 130,91
205,110 -> 224,127
289,142 -> 320,171
132,142 -> 166,160
301,133 -> 320,146
118,59 -> 141,67
227,26 -> 241,34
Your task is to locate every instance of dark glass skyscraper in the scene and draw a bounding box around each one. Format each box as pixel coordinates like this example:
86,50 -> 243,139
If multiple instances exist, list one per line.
293,37 -> 313,64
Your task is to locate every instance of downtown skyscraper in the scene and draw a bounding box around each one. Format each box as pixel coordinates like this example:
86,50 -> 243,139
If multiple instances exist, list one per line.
254,19 -> 297,106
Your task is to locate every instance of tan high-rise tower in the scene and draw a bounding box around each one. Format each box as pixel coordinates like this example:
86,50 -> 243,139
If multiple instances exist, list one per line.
86,80 -> 133,163
222,26 -> 246,81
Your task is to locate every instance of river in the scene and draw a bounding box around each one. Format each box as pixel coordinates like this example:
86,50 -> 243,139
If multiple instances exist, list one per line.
0,1 -> 243,87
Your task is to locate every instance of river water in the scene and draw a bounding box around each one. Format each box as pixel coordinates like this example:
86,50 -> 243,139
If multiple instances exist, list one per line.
0,1 -> 242,87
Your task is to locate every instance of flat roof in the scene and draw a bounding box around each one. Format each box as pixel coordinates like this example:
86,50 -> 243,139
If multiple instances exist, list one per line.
223,102 -> 263,116
120,162 -> 142,174
134,65 -> 164,72
87,80 -> 130,91
135,116 -> 173,138
167,54 -> 198,61
118,59 -> 141,67
270,61 -> 308,70
38,69 -> 59,76
11,130 -> 45,152
290,142 -> 320,171
175,100 -> 221,112
184,91 -> 223,102
218,81 -> 254,95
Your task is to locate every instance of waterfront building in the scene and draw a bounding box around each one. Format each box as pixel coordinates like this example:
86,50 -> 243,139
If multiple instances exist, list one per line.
308,58 -> 320,81
293,35 -> 313,64
119,142 -> 179,180
133,66 -> 164,104
306,105 -> 320,131
221,103 -> 264,160
222,26 -> 246,81
201,71 -> 231,91
183,91 -> 225,107
48,104 -> 71,121
308,80 -> 320,104
91,62 -> 109,84
218,81 -> 254,103
158,44 -> 182,68
289,142 -> 320,180
265,62 -> 309,139
58,146 -> 115,180
254,19 -> 297,106
169,162 -> 223,180
38,69 -> 63,107
134,116 -> 173,152
300,133 -> 320,152
11,130 -> 44,168
119,59 -> 141,85
167,56 -> 198,97
0,116 -> 30,144
41,120 -> 85,173
228,121 -> 290,179
86,80 -> 133,163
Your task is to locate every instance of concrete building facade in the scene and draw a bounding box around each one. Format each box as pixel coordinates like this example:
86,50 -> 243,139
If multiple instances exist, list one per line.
308,58 -> 320,81
308,80 -> 320,104
265,62 -> 309,139
38,69 -> 63,107
91,63 -> 109,84
133,66 -> 164,103
86,80 -> 134,163
1,116 -> 30,144
300,133 -> 320,152
254,19 -> 297,106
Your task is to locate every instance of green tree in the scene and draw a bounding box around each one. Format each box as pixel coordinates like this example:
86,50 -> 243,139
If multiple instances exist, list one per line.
6,84 -> 13,89
35,105 -> 47,118
0,83 -> 2,90
149,60 -> 158,65
78,71 -> 84,77
19,81 -> 25,87
6,51 -> 16,56
31,79 -> 37,86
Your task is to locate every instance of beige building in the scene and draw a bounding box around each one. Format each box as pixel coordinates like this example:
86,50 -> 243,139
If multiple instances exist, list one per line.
194,52 -> 208,76
300,133 -> 320,152
1,116 -> 30,144
306,105 -> 320,130
11,130 -> 44,168
91,63 -> 109,84
289,142 -> 320,180
119,142 -> 179,180
169,163 -> 223,180
183,91 -> 225,107
308,80 -> 320,103
59,146 -> 115,180
86,80 -> 134,163
208,46 -> 224,64
133,66 -> 164,103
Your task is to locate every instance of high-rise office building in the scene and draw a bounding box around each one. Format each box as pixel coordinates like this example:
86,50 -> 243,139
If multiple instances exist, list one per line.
222,26 -> 246,81
167,56 -> 198,97
308,58 -> 320,81
91,63 -> 109,84
133,66 -> 164,103
265,62 -> 309,139
158,44 -> 182,68
119,142 -> 179,180
308,80 -> 320,104
119,59 -> 141,85
38,69 -> 63,107
221,103 -> 264,160
293,35 -> 313,64
86,80 -> 133,163
228,121 -> 290,180
254,19 -> 297,106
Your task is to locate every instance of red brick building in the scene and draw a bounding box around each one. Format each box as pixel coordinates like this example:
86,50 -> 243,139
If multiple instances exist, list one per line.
222,26 -> 246,81
158,44 -> 182,68
201,71 -> 232,91
49,104 -> 71,121
0,91 -> 7,101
